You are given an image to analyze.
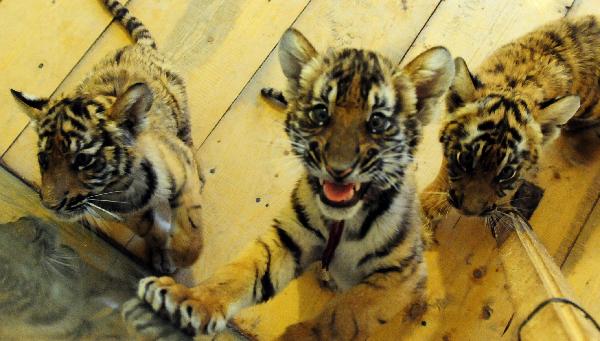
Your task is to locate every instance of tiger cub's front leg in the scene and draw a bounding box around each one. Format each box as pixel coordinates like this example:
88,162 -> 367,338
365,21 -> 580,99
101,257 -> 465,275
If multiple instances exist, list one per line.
420,158 -> 452,229
138,224 -> 313,335
280,259 -> 427,340
165,160 -> 204,270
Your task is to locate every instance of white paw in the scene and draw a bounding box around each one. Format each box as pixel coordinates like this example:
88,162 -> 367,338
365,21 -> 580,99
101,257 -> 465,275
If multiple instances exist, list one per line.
137,276 -> 230,336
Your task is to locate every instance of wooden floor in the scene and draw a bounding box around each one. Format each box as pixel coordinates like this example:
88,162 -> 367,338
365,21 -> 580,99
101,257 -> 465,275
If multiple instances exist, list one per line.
1,0 -> 599,339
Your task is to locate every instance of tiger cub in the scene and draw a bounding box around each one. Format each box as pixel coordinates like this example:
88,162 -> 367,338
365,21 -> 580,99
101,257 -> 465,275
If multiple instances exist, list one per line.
137,29 -> 454,338
421,15 -> 600,222
11,0 -> 203,274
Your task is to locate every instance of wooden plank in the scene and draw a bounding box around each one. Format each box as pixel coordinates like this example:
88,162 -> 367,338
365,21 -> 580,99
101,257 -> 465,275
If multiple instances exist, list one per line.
499,216 -> 599,340
1,0 -> 309,258
558,4 -> 600,323
562,199 -> 600,320
0,0 -> 118,156
567,0 -> 600,17
2,0 -> 309,187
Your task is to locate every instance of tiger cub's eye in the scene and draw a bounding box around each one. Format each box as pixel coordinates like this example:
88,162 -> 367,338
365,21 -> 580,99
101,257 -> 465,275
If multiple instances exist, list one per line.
368,112 -> 390,134
74,153 -> 94,170
308,104 -> 330,126
456,151 -> 473,171
497,167 -> 517,182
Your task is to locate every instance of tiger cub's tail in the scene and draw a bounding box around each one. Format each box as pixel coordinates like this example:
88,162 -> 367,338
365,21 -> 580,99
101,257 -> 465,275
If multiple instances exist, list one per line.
103,0 -> 157,48
260,87 -> 288,106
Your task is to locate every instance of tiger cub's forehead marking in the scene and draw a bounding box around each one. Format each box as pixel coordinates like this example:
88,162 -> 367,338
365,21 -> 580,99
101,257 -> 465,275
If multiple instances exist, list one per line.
309,49 -> 396,113
37,98 -> 104,154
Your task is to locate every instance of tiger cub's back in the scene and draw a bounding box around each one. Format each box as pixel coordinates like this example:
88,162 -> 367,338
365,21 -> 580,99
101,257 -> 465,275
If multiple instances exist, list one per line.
477,15 -> 600,129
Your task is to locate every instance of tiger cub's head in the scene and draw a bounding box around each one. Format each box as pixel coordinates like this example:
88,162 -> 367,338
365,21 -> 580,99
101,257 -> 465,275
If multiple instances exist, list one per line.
11,83 -> 153,218
440,58 -> 580,216
278,29 -> 454,220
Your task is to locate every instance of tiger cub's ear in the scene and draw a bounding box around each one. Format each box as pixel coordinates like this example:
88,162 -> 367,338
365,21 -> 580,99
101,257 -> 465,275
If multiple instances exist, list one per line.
109,83 -> 153,136
537,95 -> 580,143
401,46 -> 455,125
450,57 -> 478,104
278,28 -> 318,88
10,89 -> 49,121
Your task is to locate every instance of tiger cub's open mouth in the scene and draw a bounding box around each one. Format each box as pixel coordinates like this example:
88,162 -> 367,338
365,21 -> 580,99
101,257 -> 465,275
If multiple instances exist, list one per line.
319,180 -> 369,208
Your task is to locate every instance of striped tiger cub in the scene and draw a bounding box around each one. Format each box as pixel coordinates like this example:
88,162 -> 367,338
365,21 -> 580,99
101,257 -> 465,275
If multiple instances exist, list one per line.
137,29 -> 454,338
11,0 -> 203,274
421,16 -> 600,222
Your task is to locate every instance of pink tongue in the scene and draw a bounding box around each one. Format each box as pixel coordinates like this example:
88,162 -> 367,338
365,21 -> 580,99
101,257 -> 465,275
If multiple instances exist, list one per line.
323,181 -> 355,202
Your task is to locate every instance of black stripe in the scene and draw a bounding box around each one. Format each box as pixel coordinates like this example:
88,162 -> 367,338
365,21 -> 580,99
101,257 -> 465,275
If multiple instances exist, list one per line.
369,266 -> 403,275
349,187 -> 398,240
115,7 -> 128,20
10,89 -> 47,110
138,159 -> 157,208
447,91 -> 464,112
538,96 -> 561,109
274,225 -> 302,275
138,210 -> 154,237
356,209 -> 411,266
252,266 -> 259,302
477,120 -> 496,131
108,1 -> 120,12
167,172 -> 182,208
471,73 -> 483,89
126,18 -> 142,32
291,189 -> 325,241
188,216 -> 199,229
258,241 -> 275,303
261,87 -> 288,106
65,115 -> 87,132
489,98 -> 503,113
364,243 -> 421,279
545,31 -> 564,48
114,48 -> 124,64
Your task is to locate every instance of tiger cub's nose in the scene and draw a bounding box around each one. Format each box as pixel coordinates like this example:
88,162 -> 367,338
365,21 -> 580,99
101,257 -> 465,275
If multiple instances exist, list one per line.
327,166 -> 354,180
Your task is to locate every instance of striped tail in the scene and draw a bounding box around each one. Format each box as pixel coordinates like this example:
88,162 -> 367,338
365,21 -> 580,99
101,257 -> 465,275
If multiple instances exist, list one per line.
260,87 -> 288,106
103,0 -> 157,48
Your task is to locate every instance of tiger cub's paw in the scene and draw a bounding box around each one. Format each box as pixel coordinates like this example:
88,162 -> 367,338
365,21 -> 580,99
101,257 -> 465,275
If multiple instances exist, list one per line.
121,298 -> 192,340
138,276 -> 230,336
419,191 -> 449,226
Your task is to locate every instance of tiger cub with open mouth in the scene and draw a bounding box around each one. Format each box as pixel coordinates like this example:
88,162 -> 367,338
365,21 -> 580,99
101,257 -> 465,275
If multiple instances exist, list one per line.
138,29 -> 453,338
421,16 -> 600,223
11,0 -> 203,274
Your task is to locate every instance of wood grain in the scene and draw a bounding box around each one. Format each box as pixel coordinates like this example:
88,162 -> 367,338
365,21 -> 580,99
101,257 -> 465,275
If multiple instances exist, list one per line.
562,199 -> 600,321
0,0 -> 120,156
560,0 -> 600,325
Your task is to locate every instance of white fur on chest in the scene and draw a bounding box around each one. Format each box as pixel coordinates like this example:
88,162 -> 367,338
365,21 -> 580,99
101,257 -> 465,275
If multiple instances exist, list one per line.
324,193 -> 411,291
